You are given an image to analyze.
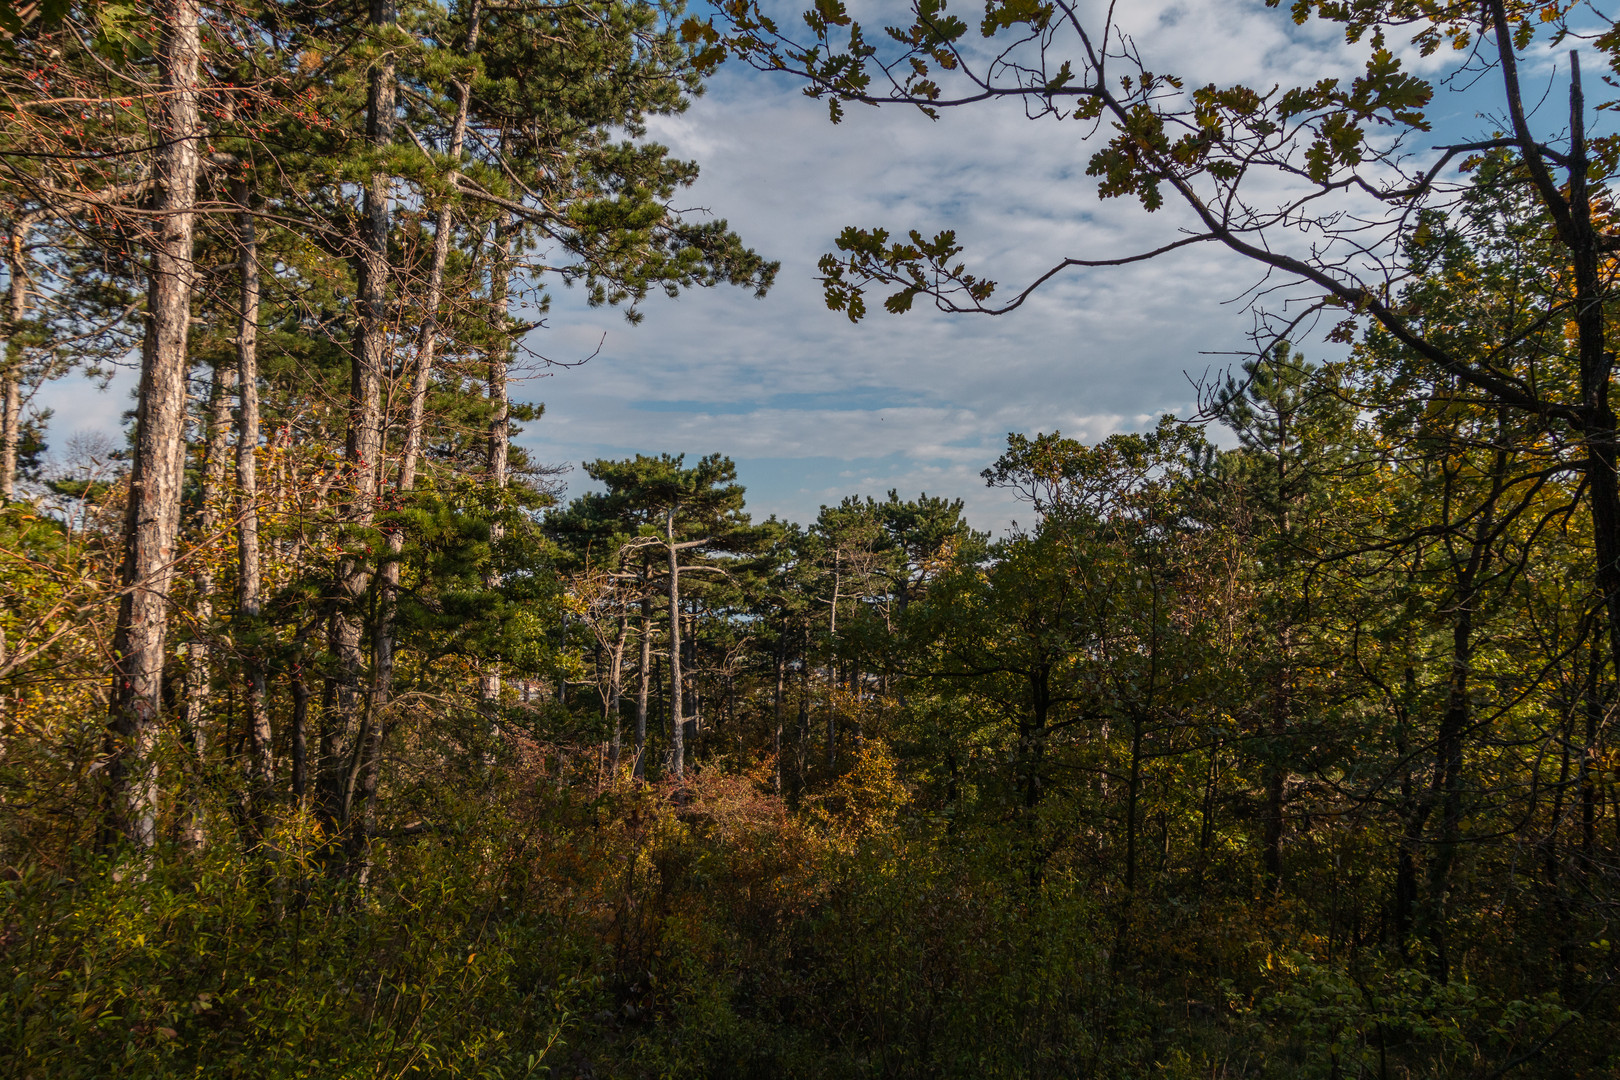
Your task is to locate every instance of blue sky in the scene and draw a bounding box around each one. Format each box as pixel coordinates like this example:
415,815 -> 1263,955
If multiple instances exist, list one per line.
35,0 -> 1604,531
512,0 -> 1597,530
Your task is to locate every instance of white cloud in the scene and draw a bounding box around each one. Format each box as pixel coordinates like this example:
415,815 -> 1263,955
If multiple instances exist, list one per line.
35,1 -> 1596,533
523,1 -> 1379,526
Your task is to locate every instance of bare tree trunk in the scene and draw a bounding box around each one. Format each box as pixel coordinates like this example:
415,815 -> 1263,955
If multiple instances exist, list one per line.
0,364 -> 17,500
178,360 -> 234,848
635,588 -> 651,779
1,221 -> 31,501
375,0 -> 482,727
608,616 -> 628,777
322,0 -> 397,848
479,213 -> 511,713
667,507 -> 685,779
827,554 -> 839,771
652,653 -> 664,769
106,0 -> 202,851
233,177 -> 274,826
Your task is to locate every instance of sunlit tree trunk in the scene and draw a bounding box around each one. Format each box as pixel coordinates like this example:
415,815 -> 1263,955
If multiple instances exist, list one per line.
1,219 -> 33,501
233,176 -> 273,826
479,213 -> 511,713
376,0 -> 482,728
106,0 -> 202,851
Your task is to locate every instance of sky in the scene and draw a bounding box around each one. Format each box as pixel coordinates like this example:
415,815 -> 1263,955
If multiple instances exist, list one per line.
34,0 -> 1601,532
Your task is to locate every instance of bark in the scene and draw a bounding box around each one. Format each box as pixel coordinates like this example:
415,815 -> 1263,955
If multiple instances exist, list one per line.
2,220 -> 30,501
1261,396 -> 1295,894
106,0 -> 202,850
668,506 -> 685,779
635,587 -> 651,779
0,363 -> 17,501
1391,663 -> 1420,954
1420,598 -> 1472,981
479,212 -> 511,712
1197,739 -> 1219,865
178,360 -> 234,848
1261,696 -> 1286,892
1418,428 -> 1507,981
796,660 -> 810,791
291,620 -> 315,802
321,0 -> 397,842
1112,709 -> 1145,969
233,177 -> 274,823
827,552 -> 839,771
1581,630 -> 1603,866
608,616 -> 628,777
1022,663 -> 1049,811
653,653 -> 664,764
398,0 -> 480,493
824,692 -> 836,774
772,646 -> 785,795
376,0 -> 483,725
1124,712 -> 1144,896
687,610 -> 700,748
1563,53 -> 1620,696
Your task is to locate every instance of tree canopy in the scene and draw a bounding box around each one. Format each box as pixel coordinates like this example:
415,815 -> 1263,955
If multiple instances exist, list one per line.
4,1 -> 1620,1077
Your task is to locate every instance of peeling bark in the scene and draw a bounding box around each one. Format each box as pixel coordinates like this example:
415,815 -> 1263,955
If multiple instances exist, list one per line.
106,0 -> 203,851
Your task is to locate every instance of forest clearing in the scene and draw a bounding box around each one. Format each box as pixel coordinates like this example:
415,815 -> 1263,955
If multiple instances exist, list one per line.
3,0 -> 1620,1076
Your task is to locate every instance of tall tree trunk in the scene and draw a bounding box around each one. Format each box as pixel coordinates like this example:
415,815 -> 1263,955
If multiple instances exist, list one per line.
772,646 -> 785,795
797,659 -> 810,792
233,177 -> 274,827
1420,600 -> 1472,982
375,0 -> 482,727
1022,664 -> 1049,811
1112,709 -> 1146,969
479,212 -> 511,713
106,0 -> 202,850
1,218 -> 32,501
635,587 -> 651,779
1261,661 -> 1287,893
667,506 -> 685,779
291,619 -> 315,803
608,615 -> 628,777
1581,628 -> 1603,869
178,360 -> 234,848
653,652 -> 664,766
1419,430 -> 1506,982
322,0 -> 397,845
827,553 -> 839,771
824,691 -> 836,774
1554,53 -> 1620,688
687,609 -> 700,749
0,361 -> 17,500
